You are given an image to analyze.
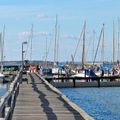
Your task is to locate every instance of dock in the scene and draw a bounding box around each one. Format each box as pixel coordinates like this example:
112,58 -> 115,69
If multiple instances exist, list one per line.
11,73 -> 93,120
1,68 -> 120,120
46,76 -> 120,88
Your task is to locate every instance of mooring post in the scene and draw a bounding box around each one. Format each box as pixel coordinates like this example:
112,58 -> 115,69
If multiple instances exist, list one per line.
73,78 -> 76,87
98,79 -> 100,87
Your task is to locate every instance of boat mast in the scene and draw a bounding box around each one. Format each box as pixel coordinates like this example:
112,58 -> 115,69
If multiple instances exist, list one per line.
93,25 -> 103,65
45,37 -> 48,65
113,21 -> 115,64
1,25 -> 5,73
82,21 -> 86,67
118,18 -> 120,61
54,15 -> 58,66
92,30 -> 95,64
30,24 -> 33,63
0,33 -> 3,73
57,24 -> 60,63
73,27 -> 84,62
101,24 -> 104,63
2,25 -> 5,62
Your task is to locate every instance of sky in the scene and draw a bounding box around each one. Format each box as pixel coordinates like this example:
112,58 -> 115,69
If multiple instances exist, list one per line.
0,0 -> 120,62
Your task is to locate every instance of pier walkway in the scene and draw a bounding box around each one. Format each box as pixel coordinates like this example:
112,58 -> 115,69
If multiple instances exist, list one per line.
12,73 -> 85,120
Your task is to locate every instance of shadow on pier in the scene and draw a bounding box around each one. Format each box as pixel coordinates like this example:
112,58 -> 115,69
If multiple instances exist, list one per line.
12,73 -> 83,120
29,73 -> 57,120
29,73 -> 82,120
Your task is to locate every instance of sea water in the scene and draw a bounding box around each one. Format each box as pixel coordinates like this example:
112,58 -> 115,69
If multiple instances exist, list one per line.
0,84 -> 8,96
59,87 -> 120,120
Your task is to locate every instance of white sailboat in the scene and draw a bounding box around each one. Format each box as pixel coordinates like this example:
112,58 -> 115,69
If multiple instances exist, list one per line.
52,15 -> 66,75
71,21 -> 88,78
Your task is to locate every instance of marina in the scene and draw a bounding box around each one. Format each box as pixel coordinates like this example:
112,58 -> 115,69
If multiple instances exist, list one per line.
0,0 -> 120,120
12,73 -> 91,120
0,62 -> 120,120
0,60 -> 120,120
0,69 -> 94,120
0,61 -> 120,120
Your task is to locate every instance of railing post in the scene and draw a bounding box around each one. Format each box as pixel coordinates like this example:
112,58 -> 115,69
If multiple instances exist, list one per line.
0,69 -> 22,120
1,106 -> 5,118
73,78 -> 76,87
19,70 -> 22,82
5,96 -> 12,120
0,98 -> 5,118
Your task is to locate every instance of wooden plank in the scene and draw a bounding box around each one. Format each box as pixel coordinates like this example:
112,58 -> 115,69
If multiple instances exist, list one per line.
12,73 -> 83,120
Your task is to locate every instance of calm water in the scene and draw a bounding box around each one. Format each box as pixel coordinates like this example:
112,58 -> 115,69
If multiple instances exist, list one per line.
59,87 -> 120,120
0,84 -> 8,96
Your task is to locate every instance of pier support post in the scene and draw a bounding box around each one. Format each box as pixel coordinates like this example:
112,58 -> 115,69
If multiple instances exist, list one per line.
73,78 -> 76,87
98,79 -> 100,87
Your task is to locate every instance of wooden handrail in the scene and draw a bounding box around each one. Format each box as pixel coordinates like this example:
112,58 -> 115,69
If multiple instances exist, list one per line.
0,68 -> 22,120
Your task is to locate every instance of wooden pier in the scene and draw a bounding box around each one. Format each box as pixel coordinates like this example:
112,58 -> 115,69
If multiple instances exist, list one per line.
12,73 -> 93,120
46,75 -> 120,87
1,69 -> 120,120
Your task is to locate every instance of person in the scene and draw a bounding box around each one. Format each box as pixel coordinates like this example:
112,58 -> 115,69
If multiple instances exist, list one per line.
112,68 -> 115,75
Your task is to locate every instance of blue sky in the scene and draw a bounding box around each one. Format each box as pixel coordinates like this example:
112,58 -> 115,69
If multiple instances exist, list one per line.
0,0 -> 120,62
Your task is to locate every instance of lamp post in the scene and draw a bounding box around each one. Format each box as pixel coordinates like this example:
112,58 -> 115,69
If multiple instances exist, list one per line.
22,41 -> 27,69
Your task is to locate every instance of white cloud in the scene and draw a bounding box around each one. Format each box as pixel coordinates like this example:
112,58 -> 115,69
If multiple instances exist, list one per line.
19,31 -> 80,42
19,31 -> 53,37
36,13 -> 48,19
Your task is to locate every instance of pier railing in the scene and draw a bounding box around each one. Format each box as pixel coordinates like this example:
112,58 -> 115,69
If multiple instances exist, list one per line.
0,69 -> 22,120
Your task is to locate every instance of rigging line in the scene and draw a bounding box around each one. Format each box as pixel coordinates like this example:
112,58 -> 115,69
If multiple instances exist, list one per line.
92,30 -> 95,63
0,33 -> 3,72
73,25 -> 84,60
45,37 -> 48,62
46,32 -> 54,60
93,26 -> 103,65
85,35 -> 92,60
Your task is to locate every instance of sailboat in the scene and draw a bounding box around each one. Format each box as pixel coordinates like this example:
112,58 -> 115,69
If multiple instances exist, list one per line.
71,21 -> 98,78
72,21 -> 89,78
51,15 -> 66,76
94,24 -> 114,76
111,20 -> 120,75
